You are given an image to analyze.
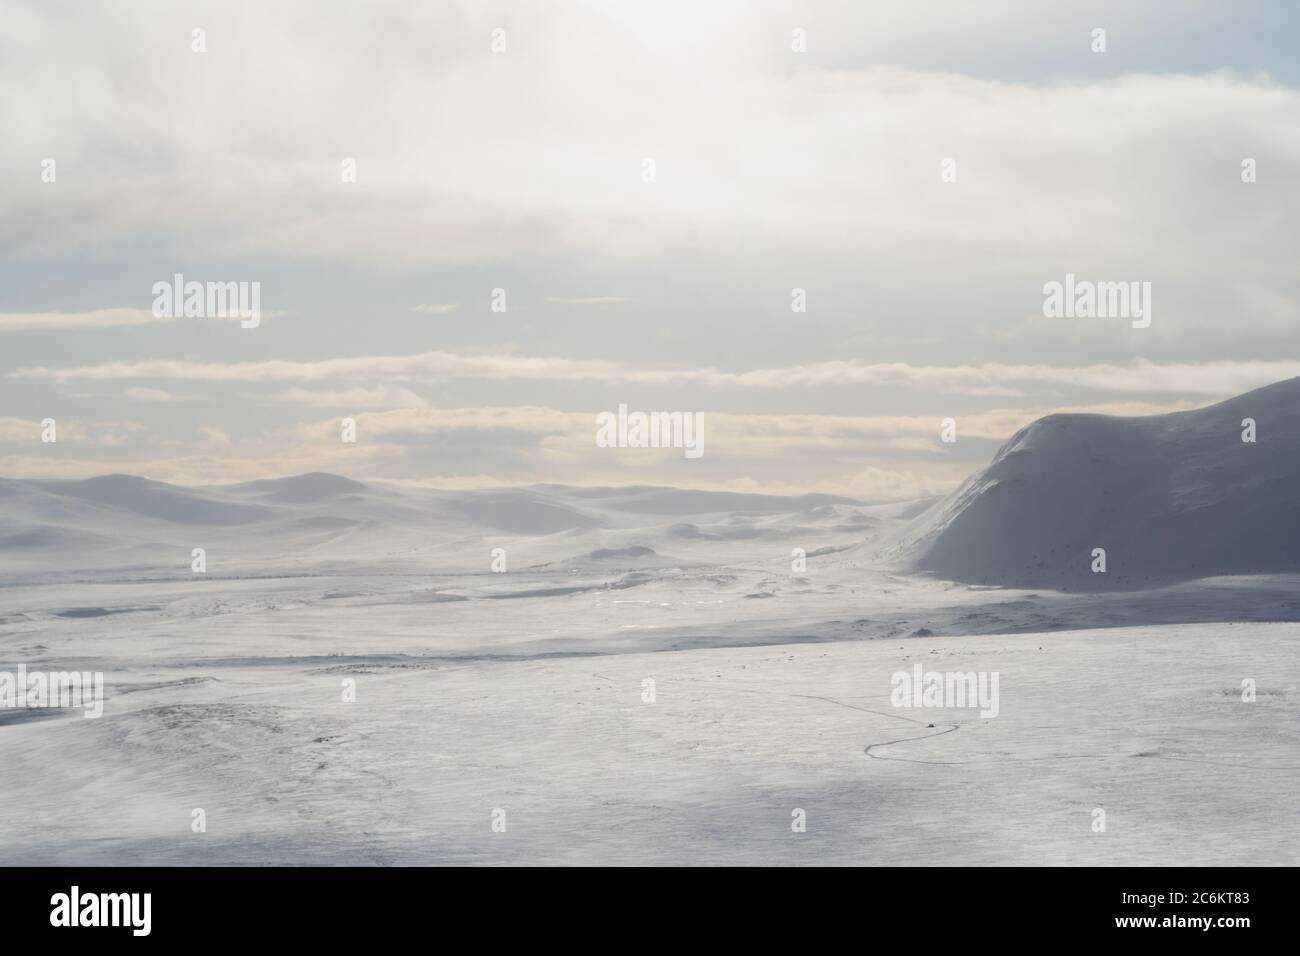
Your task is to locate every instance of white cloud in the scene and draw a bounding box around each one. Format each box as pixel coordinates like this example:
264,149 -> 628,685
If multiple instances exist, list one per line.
2,1 -> 1296,494
0,308 -> 165,330
0,397 -> 1211,496
0,417 -> 144,445
269,386 -> 429,409
0,307 -> 286,329
15,350 -> 1300,399
1,0 -> 1296,353
196,425 -> 232,448
122,387 -> 185,402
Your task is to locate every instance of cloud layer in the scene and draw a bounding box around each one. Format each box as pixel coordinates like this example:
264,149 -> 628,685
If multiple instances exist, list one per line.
2,1 -> 1296,495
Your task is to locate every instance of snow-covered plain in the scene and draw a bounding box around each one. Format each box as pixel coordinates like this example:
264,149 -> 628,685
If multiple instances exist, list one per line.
1,465 -> 1297,865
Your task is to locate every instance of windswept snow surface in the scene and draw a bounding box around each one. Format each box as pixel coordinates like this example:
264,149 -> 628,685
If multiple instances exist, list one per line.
0,469 -> 1296,864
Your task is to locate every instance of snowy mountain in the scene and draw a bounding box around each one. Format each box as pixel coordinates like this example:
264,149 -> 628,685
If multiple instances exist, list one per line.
899,377 -> 1300,589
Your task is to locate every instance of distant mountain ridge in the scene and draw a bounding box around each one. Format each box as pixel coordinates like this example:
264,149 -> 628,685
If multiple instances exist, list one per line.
0,472 -> 877,579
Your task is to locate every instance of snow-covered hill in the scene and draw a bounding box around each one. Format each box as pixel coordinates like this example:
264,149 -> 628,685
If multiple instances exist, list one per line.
0,472 -> 872,579
899,377 -> 1300,589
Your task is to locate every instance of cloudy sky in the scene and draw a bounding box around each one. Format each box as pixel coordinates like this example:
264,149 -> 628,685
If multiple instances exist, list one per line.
3,0 -> 1299,498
